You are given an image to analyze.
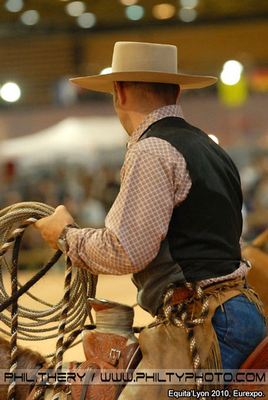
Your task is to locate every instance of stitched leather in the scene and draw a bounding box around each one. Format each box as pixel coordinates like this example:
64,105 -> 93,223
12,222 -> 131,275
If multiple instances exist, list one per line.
71,330 -> 141,400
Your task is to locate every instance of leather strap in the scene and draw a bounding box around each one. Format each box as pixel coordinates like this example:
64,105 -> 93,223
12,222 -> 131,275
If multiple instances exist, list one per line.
79,366 -> 97,400
170,285 -> 194,305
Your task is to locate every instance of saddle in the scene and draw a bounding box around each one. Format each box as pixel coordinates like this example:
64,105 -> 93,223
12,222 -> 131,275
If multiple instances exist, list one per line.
26,296 -> 267,400
72,293 -> 268,400
70,299 -> 142,400
228,336 -> 268,399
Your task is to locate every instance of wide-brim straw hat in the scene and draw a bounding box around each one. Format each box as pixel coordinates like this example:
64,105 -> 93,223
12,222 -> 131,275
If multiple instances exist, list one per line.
70,41 -> 217,93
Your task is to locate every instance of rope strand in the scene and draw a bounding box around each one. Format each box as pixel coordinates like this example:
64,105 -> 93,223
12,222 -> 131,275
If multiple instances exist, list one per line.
162,282 -> 209,398
7,234 -> 22,400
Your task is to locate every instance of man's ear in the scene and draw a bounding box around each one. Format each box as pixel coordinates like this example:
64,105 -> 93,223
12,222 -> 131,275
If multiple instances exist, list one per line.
175,85 -> 181,104
114,81 -> 127,107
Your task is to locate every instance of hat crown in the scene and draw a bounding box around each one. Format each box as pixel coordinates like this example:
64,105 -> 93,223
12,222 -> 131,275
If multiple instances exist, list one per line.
70,41 -> 217,92
111,41 -> 178,74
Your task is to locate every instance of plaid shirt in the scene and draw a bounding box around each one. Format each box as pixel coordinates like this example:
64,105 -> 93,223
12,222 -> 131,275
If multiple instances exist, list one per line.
66,105 -> 247,284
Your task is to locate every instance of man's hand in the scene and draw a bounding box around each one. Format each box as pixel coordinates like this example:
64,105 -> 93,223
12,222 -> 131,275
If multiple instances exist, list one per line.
34,205 -> 74,249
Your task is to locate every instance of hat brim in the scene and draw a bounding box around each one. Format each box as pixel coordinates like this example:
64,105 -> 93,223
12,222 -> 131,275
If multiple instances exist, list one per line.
69,71 -> 217,93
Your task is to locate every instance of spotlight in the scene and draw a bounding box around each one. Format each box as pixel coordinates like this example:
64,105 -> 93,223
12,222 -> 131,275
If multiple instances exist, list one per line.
178,7 -> 197,22
220,60 -> 244,86
153,3 -> 176,20
5,0 -> 23,12
125,5 -> 144,20
66,1 -> 86,17
20,10 -> 39,25
77,12 -> 96,28
0,82 -> 21,103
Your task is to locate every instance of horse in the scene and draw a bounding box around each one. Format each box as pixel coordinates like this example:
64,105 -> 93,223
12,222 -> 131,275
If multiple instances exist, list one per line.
243,229 -> 268,315
0,337 -> 46,400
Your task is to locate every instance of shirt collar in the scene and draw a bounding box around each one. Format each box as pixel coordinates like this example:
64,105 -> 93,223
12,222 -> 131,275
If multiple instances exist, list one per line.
128,104 -> 183,148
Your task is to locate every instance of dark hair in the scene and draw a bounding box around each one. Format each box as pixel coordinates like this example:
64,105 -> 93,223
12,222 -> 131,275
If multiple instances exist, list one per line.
118,81 -> 180,103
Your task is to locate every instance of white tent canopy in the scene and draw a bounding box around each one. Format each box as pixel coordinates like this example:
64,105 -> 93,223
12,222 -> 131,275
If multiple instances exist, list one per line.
0,116 -> 127,169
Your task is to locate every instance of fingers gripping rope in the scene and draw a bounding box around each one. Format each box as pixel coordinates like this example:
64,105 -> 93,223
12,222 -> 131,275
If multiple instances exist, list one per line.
0,202 -> 98,399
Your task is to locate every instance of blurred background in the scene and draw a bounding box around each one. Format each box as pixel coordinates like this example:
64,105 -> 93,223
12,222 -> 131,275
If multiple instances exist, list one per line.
0,0 -> 268,358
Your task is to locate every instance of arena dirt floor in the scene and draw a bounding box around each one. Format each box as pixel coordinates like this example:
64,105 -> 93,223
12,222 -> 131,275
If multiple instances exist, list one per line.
1,270 -> 152,363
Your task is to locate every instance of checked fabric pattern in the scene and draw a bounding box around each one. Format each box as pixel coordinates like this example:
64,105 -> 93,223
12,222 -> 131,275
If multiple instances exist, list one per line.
66,104 -> 248,284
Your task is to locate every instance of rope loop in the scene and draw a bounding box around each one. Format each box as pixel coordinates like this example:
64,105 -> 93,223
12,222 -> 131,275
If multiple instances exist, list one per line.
162,282 -> 210,397
0,202 -> 98,399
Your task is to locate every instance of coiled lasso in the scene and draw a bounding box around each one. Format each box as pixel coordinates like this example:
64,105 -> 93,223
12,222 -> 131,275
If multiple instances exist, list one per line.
0,202 -> 98,400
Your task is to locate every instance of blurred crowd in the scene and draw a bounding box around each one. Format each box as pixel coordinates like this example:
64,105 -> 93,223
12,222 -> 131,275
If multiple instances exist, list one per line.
0,162 -> 120,255
0,160 -> 120,267
0,160 -> 121,228
0,150 -> 267,266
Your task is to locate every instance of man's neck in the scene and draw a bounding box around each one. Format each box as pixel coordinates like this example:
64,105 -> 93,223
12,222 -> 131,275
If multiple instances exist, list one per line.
127,111 -> 147,136
128,102 -> 171,135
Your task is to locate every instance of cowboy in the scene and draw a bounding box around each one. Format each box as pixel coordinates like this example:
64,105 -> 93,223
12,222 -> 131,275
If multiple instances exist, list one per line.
35,42 -> 267,396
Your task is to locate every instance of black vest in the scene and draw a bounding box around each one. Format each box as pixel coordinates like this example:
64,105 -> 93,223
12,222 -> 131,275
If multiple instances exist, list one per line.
132,117 -> 243,315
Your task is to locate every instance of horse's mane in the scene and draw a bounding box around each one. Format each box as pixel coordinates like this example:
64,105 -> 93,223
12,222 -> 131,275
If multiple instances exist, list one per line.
0,337 -> 46,400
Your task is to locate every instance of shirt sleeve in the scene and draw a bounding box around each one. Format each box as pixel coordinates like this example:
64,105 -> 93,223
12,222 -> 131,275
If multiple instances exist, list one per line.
66,137 -> 191,275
